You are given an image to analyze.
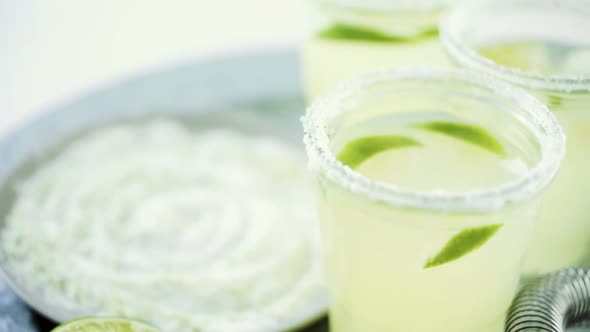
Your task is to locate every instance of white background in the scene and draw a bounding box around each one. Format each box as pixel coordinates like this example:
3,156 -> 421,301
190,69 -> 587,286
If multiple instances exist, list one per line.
0,0 -> 303,136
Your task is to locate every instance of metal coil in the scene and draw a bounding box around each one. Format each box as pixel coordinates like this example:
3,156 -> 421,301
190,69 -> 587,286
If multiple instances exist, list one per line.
506,269 -> 590,332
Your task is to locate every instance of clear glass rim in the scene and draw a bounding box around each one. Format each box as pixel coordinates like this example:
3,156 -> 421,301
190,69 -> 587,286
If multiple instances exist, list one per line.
440,1 -> 590,93
302,66 -> 565,213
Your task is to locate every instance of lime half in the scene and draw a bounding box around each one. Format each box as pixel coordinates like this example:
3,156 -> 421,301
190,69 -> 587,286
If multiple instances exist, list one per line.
51,317 -> 160,332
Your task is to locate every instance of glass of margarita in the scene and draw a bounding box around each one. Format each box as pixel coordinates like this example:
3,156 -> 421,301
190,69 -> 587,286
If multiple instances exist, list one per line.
441,0 -> 590,277
302,67 -> 564,332
303,0 -> 454,100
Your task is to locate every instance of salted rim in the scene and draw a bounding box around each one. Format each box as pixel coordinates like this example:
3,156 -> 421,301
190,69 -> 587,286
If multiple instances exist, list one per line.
302,66 -> 565,213
440,1 -> 590,93
318,0 -> 453,12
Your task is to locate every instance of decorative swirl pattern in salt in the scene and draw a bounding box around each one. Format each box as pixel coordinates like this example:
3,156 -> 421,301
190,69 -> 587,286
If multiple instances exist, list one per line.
2,121 -> 325,332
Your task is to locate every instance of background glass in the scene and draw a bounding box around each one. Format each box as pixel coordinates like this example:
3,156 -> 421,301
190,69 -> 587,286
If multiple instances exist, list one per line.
302,0 -> 453,100
441,0 -> 590,277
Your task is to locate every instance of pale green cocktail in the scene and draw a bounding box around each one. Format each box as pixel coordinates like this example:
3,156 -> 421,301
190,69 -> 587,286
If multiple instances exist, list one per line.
303,67 -> 564,332
441,0 -> 590,276
303,0 -> 452,100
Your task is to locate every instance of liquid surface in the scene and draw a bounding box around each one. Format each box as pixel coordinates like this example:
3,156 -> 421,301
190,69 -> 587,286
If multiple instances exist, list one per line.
479,41 -> 590,76
333,113 -> 528,192
2,120 -> 325,332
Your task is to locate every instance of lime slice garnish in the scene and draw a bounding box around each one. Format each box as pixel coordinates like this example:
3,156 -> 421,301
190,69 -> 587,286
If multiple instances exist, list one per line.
413,121 -> 506,157
51,317 -> 160,332
317,22 -> 438,43
424,224 -> 503,269
337,135 -> 422,169
547,94 -> 564,109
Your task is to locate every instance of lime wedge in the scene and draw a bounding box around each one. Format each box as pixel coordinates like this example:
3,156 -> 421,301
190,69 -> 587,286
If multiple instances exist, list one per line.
413,121 -> 506,157
337,135 -> 422,169
317,23 -> 438,43
424,224 -> 503,269
51,317 -> 160,332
